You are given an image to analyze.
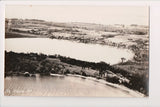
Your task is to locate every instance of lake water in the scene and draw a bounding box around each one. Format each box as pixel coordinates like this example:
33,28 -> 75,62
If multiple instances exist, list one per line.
4,38 -> 139,97
5,38 -> 134,65
4,75 -> 142,97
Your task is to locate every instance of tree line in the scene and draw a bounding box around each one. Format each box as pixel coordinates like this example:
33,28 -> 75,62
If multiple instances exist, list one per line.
5,51 -> 148,95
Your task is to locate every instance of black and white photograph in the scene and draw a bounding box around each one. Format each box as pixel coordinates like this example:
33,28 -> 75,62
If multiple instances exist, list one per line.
4,5 -> 149,97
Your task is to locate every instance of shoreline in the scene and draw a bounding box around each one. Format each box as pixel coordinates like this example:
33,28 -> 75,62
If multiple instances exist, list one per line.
5,19 -> 149,95
66,74 -> 145,97
5,33 -> 149,95
4,73 -> 145,97
5,74 -> 145,98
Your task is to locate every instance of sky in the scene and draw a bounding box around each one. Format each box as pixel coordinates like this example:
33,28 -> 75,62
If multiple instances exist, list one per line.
5,5 -> 149,25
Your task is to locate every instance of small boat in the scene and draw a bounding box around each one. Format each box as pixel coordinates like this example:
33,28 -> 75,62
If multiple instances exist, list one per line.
30,74 -> 36,77
24,72 -> 30,77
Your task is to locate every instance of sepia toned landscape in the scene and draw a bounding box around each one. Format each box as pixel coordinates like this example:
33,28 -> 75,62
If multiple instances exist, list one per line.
4,6 -> 149,97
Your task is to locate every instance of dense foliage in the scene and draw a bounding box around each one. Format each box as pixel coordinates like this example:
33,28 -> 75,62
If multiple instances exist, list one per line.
5,51 -> 148,95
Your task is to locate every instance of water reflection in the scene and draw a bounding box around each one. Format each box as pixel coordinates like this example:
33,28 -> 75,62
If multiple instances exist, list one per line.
4,75 -> 141,97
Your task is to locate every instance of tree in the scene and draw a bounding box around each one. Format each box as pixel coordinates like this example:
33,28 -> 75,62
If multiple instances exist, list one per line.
121,57 -> 126,63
